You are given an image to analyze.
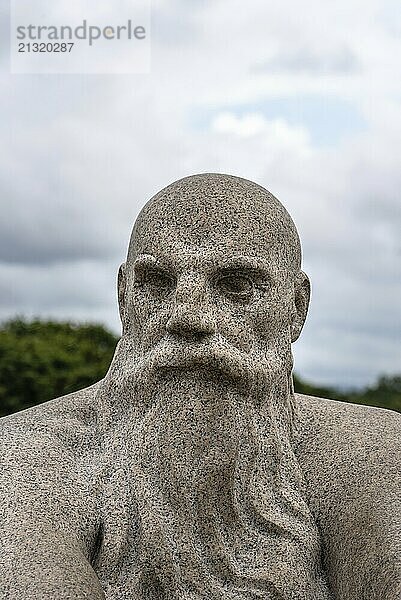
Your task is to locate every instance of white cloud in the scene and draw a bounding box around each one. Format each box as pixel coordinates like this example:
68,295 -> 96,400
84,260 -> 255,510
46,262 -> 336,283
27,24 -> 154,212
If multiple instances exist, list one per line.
210,112 -> 311,157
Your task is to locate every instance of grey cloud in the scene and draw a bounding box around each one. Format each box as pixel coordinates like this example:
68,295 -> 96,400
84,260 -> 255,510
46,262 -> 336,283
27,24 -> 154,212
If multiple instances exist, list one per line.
255,45 -> 359,75
0,173 -> 124,265
354,195 -> 401,248
294,255 -> 401,387
0,259 -> 121,332
152,8 -> 200,46
151,0 -> 218,47
0,212 -> 121,266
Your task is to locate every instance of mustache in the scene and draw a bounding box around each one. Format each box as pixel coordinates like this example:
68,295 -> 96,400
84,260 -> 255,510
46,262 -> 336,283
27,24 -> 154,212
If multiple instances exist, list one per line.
132,334 -> 271,394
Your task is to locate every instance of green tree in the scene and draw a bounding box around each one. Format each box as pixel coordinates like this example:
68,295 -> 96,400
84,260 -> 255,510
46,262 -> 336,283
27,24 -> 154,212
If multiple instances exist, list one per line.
294,373 -> 401,413
0,319 -> 118,417
293,374 -> 347,402
349,375 -> 401,413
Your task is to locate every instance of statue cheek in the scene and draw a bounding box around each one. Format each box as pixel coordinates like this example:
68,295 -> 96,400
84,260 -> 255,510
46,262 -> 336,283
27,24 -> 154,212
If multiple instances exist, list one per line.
124,292 -> 157,335
130,301 -> 172,351
251,300 -> 292,341
216,309 -> 254,353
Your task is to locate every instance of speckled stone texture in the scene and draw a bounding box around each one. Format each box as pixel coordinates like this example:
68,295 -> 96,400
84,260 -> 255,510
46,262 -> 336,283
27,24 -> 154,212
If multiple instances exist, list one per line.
0,173 -> 400,600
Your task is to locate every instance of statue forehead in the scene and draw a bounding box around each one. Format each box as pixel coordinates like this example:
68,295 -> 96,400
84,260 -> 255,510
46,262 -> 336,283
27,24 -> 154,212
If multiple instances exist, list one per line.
128,174 -> 301,267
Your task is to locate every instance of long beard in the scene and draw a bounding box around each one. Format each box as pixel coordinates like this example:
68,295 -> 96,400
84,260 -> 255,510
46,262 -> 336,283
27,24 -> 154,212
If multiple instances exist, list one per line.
94,339 -> 331,600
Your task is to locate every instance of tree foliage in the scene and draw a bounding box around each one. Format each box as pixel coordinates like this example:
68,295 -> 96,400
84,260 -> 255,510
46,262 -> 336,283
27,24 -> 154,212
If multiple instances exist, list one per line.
0,319 -> 118,417
293,373 -> 401,412
0,319 -> 399,417
349,375 -> 401,413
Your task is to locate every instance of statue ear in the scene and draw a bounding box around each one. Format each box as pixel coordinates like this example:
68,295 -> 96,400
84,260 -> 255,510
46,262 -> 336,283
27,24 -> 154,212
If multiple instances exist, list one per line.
118,263 -> 127,325
291,271 -> 310,342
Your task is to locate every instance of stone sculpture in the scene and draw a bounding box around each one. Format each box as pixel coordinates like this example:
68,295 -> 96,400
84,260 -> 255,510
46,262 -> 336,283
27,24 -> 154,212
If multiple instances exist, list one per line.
0,173 -> 400,600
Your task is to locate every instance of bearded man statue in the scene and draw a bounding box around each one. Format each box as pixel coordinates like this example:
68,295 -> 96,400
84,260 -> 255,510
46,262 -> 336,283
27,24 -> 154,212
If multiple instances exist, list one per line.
0,174 -> 400,600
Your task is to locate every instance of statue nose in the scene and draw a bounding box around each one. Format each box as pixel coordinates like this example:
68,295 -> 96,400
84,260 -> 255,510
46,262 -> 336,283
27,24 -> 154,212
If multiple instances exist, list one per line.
166,272 -> 216,339
166,305 -> 216,338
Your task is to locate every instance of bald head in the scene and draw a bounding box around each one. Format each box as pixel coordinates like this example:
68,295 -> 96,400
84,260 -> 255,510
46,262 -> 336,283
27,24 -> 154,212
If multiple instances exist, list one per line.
119,173 -> 310,346
128,173 -> 302,272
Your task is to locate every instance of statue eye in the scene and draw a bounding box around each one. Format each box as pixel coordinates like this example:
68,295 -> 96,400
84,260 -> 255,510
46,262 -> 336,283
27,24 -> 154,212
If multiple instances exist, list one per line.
215,273 -> 254,301
136,268 -> 175,295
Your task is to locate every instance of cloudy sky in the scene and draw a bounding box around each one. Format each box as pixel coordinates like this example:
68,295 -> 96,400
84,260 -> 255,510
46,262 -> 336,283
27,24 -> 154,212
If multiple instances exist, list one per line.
1,0 -> 400,388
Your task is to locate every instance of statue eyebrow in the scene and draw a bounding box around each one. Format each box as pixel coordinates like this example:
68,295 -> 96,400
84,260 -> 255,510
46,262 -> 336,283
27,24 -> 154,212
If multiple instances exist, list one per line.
218,255 -> 271,274
133,254 -> 174,271
133,253 -> 273,278
134,254 -> 157,268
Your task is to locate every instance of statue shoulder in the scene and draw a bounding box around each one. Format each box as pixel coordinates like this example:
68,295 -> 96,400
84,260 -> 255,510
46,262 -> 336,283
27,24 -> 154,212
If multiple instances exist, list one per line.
294,397 -> 401,598
294,392 -> 400,515
0,383 -> 105,599
295,392 -> 401,457
0,381 -> 103,529
294,391 -> 401,516
0,380 -> 103,454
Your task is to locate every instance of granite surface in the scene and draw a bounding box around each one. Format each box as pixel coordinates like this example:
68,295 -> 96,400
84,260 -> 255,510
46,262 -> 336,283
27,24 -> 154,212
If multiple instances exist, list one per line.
0,173 -> 400,599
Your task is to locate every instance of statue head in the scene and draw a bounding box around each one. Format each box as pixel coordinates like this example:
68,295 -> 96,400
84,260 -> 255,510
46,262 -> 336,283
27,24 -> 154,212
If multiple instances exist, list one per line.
116,173 -> 310,402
